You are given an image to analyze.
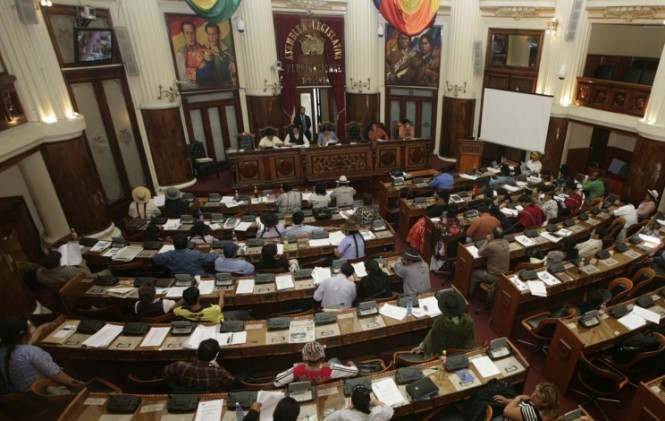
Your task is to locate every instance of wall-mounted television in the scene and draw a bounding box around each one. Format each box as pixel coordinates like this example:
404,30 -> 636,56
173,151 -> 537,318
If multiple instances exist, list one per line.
74,27 -> 114,64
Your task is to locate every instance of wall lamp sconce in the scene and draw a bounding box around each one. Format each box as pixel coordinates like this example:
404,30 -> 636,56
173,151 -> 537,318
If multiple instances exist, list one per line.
349,77 -> 371,93
377,24 -> 384,37
232,16 -> 245,33
445,81 -> 467,97
546,18 -> 559,35
158,82 -> 180,103
264,78 -> 283,95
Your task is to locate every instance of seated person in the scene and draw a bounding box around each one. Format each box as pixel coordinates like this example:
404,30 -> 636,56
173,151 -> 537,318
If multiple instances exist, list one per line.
562,180 -> 584,211
547,236 -> 579,263
258,128 -> 284,149
325,384 -> 394,421
0,317 -> 86,393
356,259 -> 392,303
425,191 -> 449,218
163,339 -> 235,391
488,203 -> 513,234
393,248 -> 430,296
613,194 -> 638,229
189,221 -> 215,244
637,189 -> 658,220
314,263 -> 356,310
334,221 -> 365,260
284,211 -> 322,237
153,234 -> 220,276
489,163 -> 514,188
469,227 -> 510,298
429,167 -> 454,190
274,341 -> 357,387
163,187 -> 190,218
398,119 -> 414,139
466,205 -> 500,242
330,175 -> 356,207
275,184 -> 302,214
284,125 -> 310,147
494,187 -> 512,209
173,287 -> 225,323
254,243 -> 289,271
576,226 -> 606,257
516,195 -> 546,230
310,181 -> 332,209
348,193 -> 379,227
135,282 -> 182,317
367,122 -> 388,142
214,242 -> 254,275
525,151 -> 543,175
128,186 -> 160,219
539,184 -> 558,220
257,212 -> 286,239
410,290 -> 476,357
317,126 -> 338,146
496,382 -> 560,421
36,251 -> 93,290
245,398 -> 300,421
582,171 -> 605,202
553,164 -> 571,190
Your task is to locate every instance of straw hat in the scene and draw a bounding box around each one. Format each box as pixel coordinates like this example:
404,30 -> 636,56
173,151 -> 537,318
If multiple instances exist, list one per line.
648,189 -> 659,202
337,175 -> 349,184
132,186 -> 151,204
340,220 -> 360,232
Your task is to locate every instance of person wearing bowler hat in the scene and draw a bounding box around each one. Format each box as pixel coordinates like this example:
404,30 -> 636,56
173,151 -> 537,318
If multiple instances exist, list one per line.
334,220 -> 365,260
214,242 -> 254,275
637,189 -> 659,220
330,175 -> 356,208
163,187 -> 190,218
393,248 -> 431,296
274,340 -> 357,387
257,212 -> 285,239
410,290 -> 476,357
128,186 -> 161,219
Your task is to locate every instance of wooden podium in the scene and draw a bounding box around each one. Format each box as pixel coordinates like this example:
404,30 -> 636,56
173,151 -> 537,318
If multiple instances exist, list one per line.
458,139 -> 484,173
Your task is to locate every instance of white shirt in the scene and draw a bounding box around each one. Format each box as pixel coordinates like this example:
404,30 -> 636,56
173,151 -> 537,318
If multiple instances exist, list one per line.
325,405 -> 394,421
258,136 -> 284,148
613,204 -> 637,228
525,159 -> 542,175
313,273 -> 357,309
284,133 -> 310,147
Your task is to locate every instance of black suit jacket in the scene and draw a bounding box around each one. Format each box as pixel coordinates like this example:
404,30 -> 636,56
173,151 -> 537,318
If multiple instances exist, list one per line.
293,113 -> 311,134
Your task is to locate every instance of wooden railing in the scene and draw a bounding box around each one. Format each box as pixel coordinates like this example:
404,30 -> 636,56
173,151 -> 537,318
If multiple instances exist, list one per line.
574,76 -> 651,117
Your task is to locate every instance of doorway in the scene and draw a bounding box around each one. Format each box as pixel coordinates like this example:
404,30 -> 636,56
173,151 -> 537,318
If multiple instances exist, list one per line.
296,87 -> 336,136
385,87 -> 437,139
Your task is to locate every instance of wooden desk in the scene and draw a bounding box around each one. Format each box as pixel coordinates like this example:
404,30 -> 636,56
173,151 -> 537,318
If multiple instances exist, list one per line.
625,374 -> 665,420
228,147 -> 303,188
301,143 -> 374,182
57,340 -> 527,421
490,238 -> 657,337
58,256 -> 406,320
373,138 -> 431,173
543,290 -> 665,393
452,209 -> 616,299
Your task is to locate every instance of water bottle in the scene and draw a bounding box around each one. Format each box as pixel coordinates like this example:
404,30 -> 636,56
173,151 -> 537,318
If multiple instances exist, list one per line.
232,230 -> 238,243
235,402 -> 244,421
198,209 -> 204,222
406,296 -> 413,316
440,350 -> 447,368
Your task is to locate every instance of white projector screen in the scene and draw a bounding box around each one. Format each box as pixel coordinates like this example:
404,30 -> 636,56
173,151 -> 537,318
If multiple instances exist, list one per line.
479,88 -> 553,153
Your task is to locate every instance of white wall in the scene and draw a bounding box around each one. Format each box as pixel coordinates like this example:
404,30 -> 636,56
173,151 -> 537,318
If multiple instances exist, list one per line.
588,24 -> 665,58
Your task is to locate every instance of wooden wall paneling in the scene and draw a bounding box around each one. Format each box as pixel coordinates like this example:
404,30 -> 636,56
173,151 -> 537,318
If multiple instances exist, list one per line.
440,97 -> 475,157
268,150 -> 303,184
233,155 -> 266,188
566,148 -> 591,177
403,142 -> 428,170
141,108 -> 193,186
246,96 -> 282,137
0,196 -> 43,264
373,143 -> 401,172
624,137 -> 665,205
542,117 -> 569,175
512,76 -> 536,93
485,73 -> 510,90
0,234 -> 35,317
41,137 -> 111,236
603,146 -> 633,169
346,93 -> 379,128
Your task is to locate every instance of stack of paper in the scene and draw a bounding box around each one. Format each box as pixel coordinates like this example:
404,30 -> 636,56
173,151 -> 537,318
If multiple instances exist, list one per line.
58,242 -> 83,266
235,221 -> 252,231
527,280 -> 547,297
289,319 -> 315,343
164,219 -> 180,230
537,271 -> 561,286
515,235 -> 536,247
236,279 -> 255,294
418,296 -> 442,317
184,325 -> 219,349
275,274 -> 295,290
194,399 -> 223,421
82,324 -> 124,348
372,377 -> 405,407
471,356 -> 500,378
218,331 -> 248,347
539,232 -> 561,243
89,241 -> 111,253
352,262 -> 368,277
380,303 -> 407,321
509,276 -> 529,292
329,231 -> 346,246
111,246 -> 144,262
311,267 -> 331,285
140,327 -> 170,348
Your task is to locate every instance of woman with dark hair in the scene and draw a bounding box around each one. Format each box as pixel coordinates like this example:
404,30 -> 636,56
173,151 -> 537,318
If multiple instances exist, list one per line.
324,384 -> 394,420
310,181 -> 331,209
189,221 -> 215,244
0,317 -> 85,393
356,259 -> 392,303
255,243 -> 289,271
245,397 -> 301,421
135,282 -> 182,317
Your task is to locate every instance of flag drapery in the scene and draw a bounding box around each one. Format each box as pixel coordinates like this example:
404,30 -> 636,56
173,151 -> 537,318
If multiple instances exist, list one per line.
373,0 -> 438,35
185,0 -> 241,23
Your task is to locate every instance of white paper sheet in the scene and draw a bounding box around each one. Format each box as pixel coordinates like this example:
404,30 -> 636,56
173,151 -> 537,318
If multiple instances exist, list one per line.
632,305 -> 662,324
311,267 -> 331,285
275,274 -> 295,290
556,228 -> 573,237
618,312 -> 647,330
198,280 -> 215,295
89,241 -> 111,253
288,319 -> 316,343
140,327 -> 170,347
164,219 -> 181,230
184,325 -> 219,349
234,221 -> 252,231
329,231 -> 346,246
539,232 -> 561,243
509,276 -> 529,292
527,280 -> 547,297
352,262 -> 368,278
82,324 -> 124,348
194,399 -> 224,421
515,235 -> 536,247
372,377 -> 405,407
418,296 -> 442,317
165,286 -> 187,298
256,391 -> 286,421
236,279 -> 255,294
466,246 -> 480,259
153,195 -> 165,206
309,238 -> 331,247
218,331 -> 248,346
111,246 -> 144,262
471,356 -> 501,378
58,241 -> 83,266
380,303 -> 407,321
537,271 -> 561,286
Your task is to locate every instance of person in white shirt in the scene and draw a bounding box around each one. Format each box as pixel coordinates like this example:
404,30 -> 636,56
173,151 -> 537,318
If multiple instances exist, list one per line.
525,151 -> 543,175
324,384 -> 394,421
313,263 -> 356,309
310,181 -> 332,209
284,125 -> 310,147
636,189 -> 658,220
539,185 -> 558,220
128,186 -> 161,219
576,226 -> 606,258
613,195 -> 638,229
258,128 -> 284,149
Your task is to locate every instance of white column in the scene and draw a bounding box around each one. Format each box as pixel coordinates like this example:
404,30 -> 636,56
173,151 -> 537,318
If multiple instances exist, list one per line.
639,42 -> 665,141
345,0 -> 380,94
0,1 -> 75,123
446,0 -> 482,98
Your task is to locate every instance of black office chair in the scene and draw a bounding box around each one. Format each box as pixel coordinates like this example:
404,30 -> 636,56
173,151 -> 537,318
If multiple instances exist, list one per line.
187,140 -> 219,179
594,64 -> 615,80
235,131 -> 255,150
517,307 -> 576,359
345,121 -> 364,142
570,354 -> 628,421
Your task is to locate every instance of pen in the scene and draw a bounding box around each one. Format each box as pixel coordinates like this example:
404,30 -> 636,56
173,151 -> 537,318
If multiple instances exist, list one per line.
227,333 -> 233,344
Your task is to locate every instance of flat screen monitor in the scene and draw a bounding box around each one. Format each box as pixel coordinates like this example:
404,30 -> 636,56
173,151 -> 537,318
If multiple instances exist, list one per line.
74,27 -> 114,64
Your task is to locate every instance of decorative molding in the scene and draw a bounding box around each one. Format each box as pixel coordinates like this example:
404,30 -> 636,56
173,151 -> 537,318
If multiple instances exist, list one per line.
493,7 -> 540,20
603,6 -> 656,22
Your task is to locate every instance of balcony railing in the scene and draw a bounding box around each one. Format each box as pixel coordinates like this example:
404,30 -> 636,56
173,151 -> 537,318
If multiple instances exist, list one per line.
574,77 -> 651,117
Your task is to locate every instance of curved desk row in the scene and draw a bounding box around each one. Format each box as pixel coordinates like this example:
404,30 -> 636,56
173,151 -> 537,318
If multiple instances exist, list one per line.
57,340 -> 528,421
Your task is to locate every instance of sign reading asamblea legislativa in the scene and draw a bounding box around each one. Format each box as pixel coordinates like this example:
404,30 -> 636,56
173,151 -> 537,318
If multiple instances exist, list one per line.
274,14 -> 345,86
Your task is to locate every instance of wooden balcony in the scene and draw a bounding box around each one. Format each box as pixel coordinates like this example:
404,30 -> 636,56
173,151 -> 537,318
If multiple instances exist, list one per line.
574,77 -> 651,117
